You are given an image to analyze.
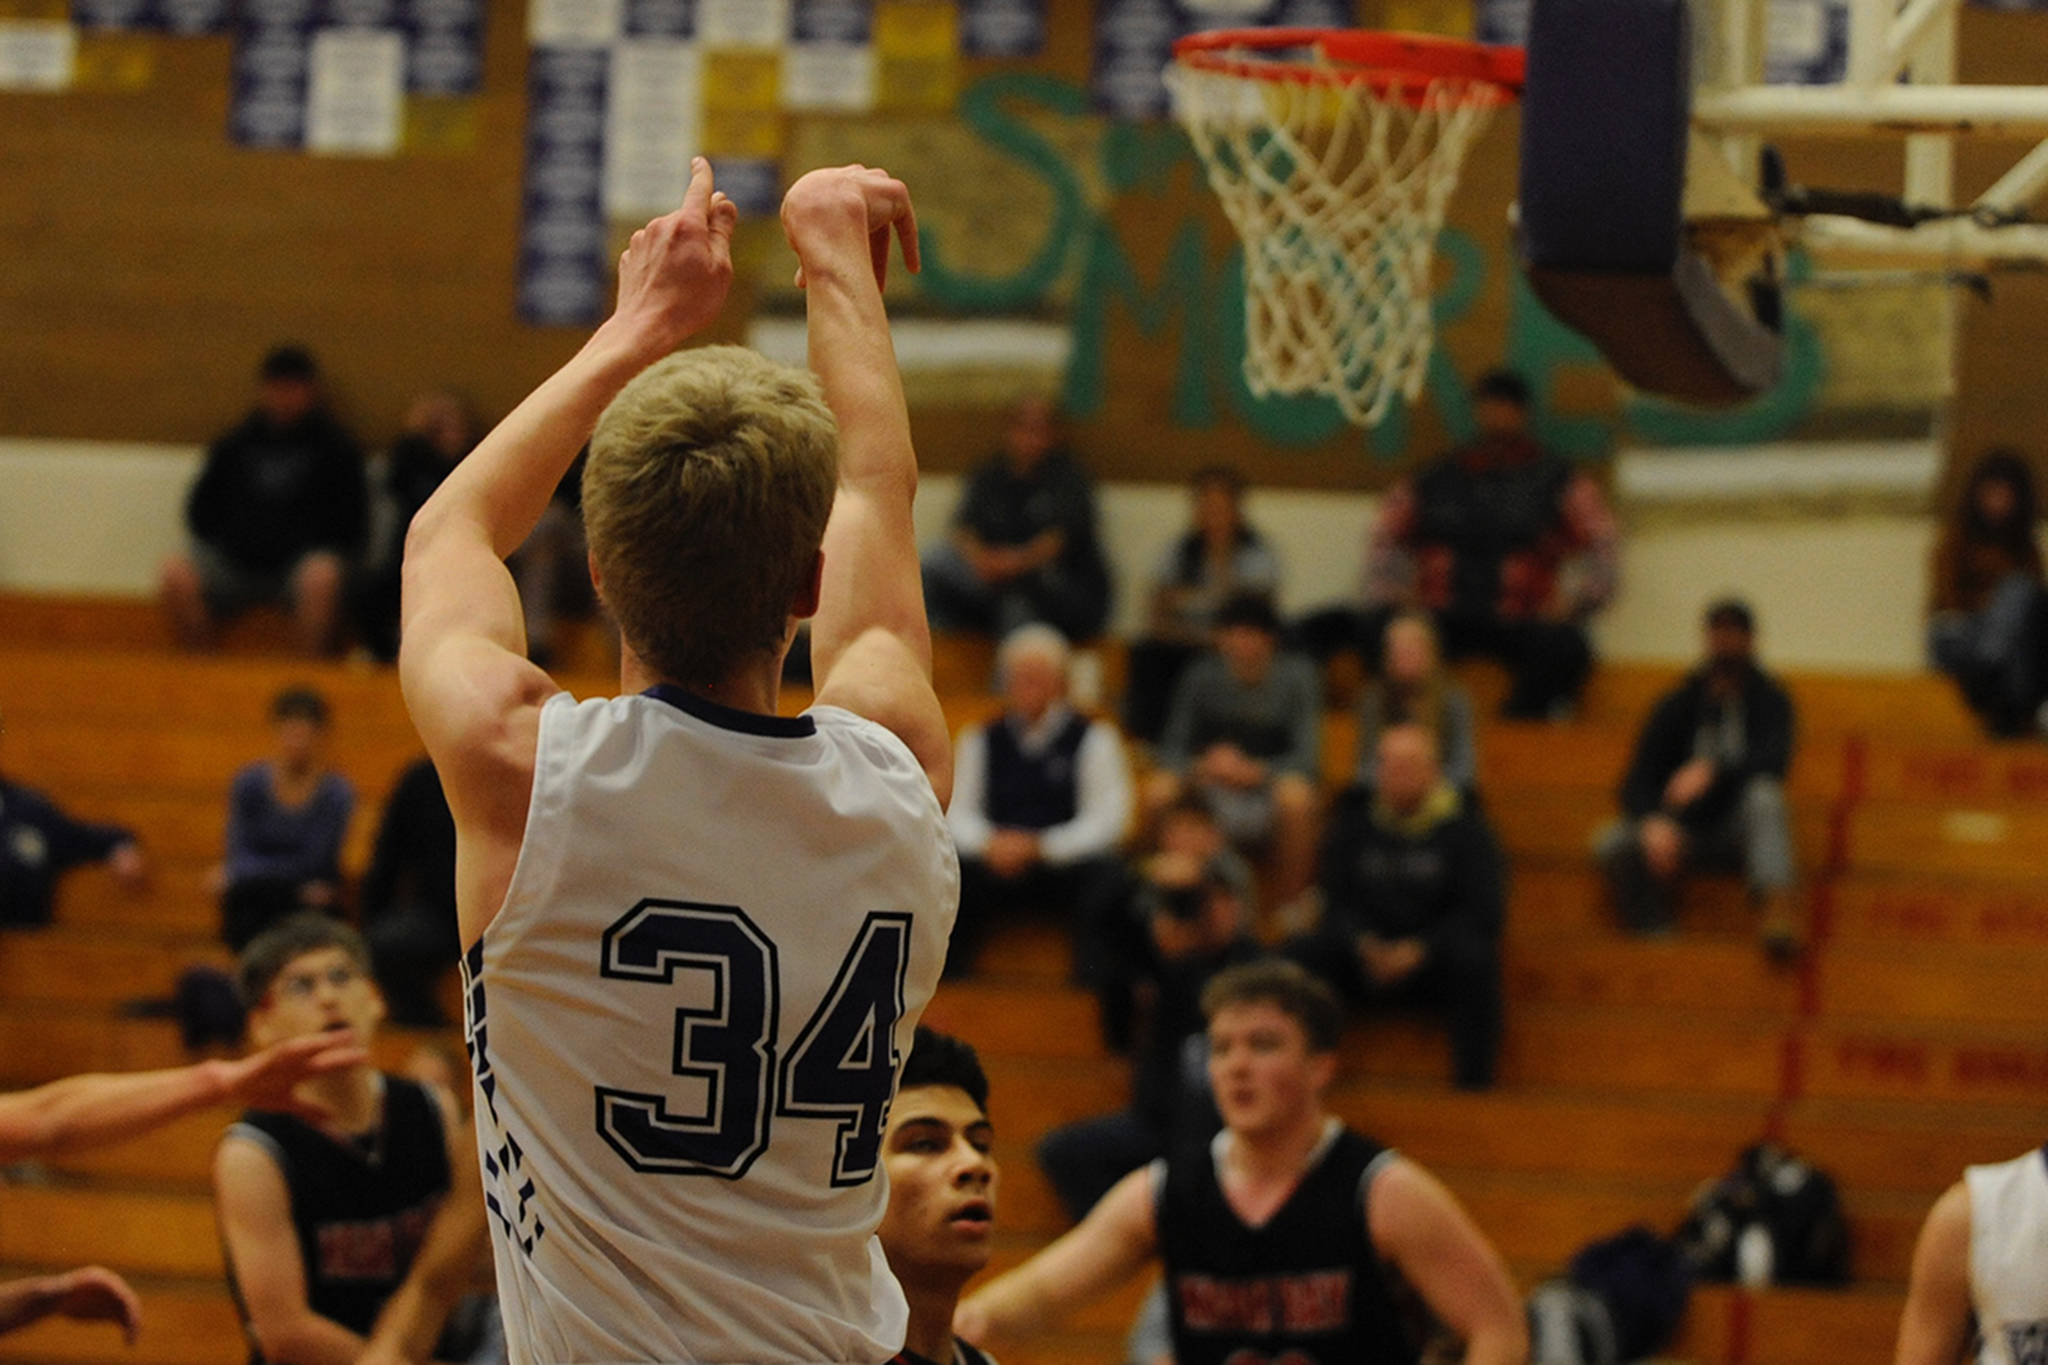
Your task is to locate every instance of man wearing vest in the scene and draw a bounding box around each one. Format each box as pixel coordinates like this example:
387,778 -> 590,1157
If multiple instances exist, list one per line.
946,624 -> 1132,977
954,959 -> 1527,1365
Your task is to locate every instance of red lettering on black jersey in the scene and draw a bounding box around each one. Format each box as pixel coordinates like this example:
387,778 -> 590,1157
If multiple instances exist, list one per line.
1177,1275 -> 1277,1333
1277,1271 -> 1351,1332
316,1203 -> 437,1281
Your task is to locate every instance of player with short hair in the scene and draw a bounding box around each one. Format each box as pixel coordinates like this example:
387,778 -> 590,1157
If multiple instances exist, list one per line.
214,914 -> 486,1365
954,959 -> 1528,1365
879,1028 -> 999,1365
399,158 -> 955,1362
1894,1143 -> 2048,1365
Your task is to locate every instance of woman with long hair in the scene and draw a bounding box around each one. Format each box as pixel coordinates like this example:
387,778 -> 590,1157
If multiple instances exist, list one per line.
1927,449 -> 2045,735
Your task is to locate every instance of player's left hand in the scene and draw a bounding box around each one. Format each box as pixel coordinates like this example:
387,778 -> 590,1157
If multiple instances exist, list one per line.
610,157 -> 739,359
782,164 -> 920,291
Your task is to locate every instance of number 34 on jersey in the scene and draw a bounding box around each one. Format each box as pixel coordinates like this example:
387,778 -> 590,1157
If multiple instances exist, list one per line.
594,900 -> 911,1186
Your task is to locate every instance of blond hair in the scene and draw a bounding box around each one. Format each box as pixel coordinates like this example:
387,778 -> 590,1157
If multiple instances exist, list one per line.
584,345 -> 839,687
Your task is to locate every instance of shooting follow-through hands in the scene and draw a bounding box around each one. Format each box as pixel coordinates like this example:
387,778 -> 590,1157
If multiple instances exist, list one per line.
605,157 -> 739,364
781,164 -> 920,290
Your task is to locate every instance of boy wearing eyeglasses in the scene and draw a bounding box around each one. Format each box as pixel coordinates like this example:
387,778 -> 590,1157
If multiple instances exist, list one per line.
214,914 -> 488,1365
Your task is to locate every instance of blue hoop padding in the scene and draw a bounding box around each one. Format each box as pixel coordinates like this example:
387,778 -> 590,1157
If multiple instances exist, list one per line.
1518,0 -> 1782,405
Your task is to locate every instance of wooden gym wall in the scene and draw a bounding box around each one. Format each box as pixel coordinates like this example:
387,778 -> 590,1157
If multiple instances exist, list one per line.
0,0 -> 2042,492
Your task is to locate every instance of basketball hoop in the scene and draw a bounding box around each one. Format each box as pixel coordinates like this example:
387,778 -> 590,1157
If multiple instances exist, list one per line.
1167,29 -> 1524,427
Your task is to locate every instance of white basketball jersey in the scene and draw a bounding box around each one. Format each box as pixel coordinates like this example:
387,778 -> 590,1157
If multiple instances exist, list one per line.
463,687 -> 958,1365
1967,1146 -> 2048,1365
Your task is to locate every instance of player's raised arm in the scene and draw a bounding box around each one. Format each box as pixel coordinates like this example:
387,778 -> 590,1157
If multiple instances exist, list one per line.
400,159 -> 737,941
782,165 -> 952,806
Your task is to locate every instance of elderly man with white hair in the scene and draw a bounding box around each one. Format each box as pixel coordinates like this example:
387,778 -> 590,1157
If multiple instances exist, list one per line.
946,625 -> 1132,978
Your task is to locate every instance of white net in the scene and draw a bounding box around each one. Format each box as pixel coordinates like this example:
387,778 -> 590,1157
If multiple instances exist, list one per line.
1167,46 -> 1507,427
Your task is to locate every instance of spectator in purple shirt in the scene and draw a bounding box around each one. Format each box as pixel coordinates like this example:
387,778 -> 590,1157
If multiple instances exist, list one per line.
217,688 -> 354,951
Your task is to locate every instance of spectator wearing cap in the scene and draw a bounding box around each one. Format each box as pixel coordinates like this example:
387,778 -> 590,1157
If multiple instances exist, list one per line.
160,345 -> 369,656
1144,593 -> 1323,907
1596,599 -> 1800,956
217,688 -> 355,952
1358,368 -> 1617,719
946,625 -> 1132,978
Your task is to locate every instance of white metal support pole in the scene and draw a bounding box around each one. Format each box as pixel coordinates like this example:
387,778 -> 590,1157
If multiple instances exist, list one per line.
1901,0 -> 1957,211
1845,0 -> 1896,88
1703,0 -> 1766,181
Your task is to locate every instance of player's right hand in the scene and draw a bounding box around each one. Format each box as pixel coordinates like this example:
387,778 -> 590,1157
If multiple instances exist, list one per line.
781,164 -> 920,291
609,156 -> 738,360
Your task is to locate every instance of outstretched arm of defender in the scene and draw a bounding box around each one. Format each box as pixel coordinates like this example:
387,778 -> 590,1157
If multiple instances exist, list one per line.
952,1165 -> 1159,1343
782,166 -> 952,806
400,160 -> 737,942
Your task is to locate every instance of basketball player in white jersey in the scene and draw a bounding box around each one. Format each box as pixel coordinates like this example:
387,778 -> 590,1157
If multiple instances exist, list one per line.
1896,1143 -> 2048,1365
398,159 -> 955,1363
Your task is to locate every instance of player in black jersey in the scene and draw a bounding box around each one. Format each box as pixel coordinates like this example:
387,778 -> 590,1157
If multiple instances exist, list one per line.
214,915 -> 487,1365
881,1028 -> 1000,1365
956,959 -> 1527,1365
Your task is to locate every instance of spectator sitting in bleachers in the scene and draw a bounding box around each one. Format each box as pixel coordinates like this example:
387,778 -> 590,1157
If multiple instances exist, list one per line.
1596,598 -> 1800,957
160,345 -> 368,657
1038,792 -> 1258,1221
1357,611 -> 1479,793
1122,464 -> 1282,747
1144,592 -> 1322,910
0,708 -> 146,929
354,391 -> 479,663
922,395 -> 1112,644
359,756 -> 457,1027
1926,448 -> 2046,737
1285,723 -> 1504,1091
217,688 -> 354,952
946,625 -> 1131,978
1345,369 -> 1617,720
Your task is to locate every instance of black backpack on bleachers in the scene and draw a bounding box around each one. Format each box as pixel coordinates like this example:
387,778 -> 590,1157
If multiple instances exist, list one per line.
1676,1142 -> 1851,1287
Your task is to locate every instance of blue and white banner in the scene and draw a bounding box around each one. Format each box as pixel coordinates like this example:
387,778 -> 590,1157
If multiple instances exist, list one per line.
406,0 -> 482,94
1475,0 -> 1529,44
231,0 -> 317,147
1092,0 -> 1186,119
1765,0 -> 1848,84
707,155 -> 780,217
960,0 -> 1044,56
623,0 -> 694,37
72,0 -> 233,35
519,45 -> 611,325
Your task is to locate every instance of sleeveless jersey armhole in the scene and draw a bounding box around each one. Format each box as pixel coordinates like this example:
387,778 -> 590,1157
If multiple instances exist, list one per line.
477,690 -> 576,955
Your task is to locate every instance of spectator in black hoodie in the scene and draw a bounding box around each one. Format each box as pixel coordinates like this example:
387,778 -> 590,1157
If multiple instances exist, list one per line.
1285,722 -> 1504,1090
1596,598 -> 1799,957
160,346 -> 368,656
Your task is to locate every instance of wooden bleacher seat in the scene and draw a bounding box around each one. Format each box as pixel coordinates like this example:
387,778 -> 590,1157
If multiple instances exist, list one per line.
4,605 -> 2047,1365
